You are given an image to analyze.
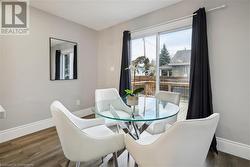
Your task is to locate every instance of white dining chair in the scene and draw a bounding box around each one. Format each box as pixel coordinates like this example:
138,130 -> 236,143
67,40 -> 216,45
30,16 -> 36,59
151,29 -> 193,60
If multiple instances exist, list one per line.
95,88 -> 132,127
155,91 -> 181,105
51,101 -> 124,167
146,91 -> 181,134
125,113 -> 220,167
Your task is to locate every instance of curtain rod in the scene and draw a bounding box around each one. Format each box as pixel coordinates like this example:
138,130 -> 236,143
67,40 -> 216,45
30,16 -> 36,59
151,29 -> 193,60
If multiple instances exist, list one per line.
130,4 -> 226,33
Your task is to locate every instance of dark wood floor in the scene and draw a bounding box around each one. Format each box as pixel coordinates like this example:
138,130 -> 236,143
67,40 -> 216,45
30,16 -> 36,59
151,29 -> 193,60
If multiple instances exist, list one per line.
0,116 -> 249,167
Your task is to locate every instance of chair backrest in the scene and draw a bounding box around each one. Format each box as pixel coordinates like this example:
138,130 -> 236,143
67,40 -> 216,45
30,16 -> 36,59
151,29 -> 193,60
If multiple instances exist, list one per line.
155,91 -> 180,105
95,88 -> 127,112
50,101 -> 93,161
139,113 -> 219,167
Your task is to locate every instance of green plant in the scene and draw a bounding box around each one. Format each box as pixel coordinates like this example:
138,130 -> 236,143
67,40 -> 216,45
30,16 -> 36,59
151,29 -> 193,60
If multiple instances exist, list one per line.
124,87 -> 144,97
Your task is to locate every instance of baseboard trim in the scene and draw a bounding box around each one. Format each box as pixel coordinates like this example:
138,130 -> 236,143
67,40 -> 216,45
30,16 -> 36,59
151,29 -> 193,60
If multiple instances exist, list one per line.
217,137 -> 250,160
0,108 -> 93,143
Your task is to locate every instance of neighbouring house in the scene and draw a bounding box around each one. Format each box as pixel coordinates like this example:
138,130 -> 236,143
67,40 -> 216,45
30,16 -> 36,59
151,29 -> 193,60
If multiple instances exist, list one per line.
160,49 -> 191,77
159,49 -> 191,98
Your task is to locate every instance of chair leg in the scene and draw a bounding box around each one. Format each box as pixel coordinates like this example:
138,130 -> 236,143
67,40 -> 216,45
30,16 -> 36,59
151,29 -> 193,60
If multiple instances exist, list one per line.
76,161 -> 80,167
66,160 -> 70,167
113,152 -> 118,167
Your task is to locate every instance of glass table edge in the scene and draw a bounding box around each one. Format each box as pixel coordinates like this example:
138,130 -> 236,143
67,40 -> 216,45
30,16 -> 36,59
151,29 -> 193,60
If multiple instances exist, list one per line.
93,108 -> 180,122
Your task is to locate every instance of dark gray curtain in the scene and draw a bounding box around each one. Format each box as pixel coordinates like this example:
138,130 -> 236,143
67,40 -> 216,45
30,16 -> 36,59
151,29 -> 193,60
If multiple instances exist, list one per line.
73,45 -> 77,79
55,50 -> 61,80
187,8 -> 217,153
119,31 -> 131,97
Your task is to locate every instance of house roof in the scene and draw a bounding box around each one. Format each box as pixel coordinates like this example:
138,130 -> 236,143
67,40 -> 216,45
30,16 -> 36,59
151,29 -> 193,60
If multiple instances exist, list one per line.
168,49 -> 191,66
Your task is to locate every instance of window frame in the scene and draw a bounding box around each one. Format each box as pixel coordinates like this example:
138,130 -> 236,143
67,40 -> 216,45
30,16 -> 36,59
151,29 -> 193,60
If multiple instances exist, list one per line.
131,18 -> 192,93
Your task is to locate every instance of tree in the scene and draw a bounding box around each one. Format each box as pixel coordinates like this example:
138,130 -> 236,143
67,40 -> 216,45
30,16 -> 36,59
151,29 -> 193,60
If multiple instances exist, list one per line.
159,44 -> 171,66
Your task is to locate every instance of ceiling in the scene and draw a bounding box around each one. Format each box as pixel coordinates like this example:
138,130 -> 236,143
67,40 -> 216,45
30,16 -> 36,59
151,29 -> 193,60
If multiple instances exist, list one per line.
30,0 -> 182,31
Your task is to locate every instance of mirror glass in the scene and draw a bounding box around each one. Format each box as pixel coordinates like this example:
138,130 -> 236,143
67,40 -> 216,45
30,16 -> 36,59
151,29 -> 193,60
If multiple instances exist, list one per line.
50,38 -> 77,80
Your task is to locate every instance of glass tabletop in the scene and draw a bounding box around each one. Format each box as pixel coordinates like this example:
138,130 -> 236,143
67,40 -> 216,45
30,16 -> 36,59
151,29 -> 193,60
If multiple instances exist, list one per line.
93,96 -> 180,122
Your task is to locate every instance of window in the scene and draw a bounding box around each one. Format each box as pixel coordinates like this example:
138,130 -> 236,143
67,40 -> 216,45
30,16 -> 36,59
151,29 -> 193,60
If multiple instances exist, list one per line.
131,35 -> 157,95
159,28 -> 192,100
131,26 -> 192,120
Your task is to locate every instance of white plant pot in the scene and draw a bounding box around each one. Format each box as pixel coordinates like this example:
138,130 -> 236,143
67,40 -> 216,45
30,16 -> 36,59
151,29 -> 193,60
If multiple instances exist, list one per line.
127,95 -> 138,106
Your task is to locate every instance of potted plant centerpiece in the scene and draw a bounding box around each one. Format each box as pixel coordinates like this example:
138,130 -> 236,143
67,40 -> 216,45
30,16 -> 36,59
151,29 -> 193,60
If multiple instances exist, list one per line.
125,56 -> 154,106
125,88 -> 144,106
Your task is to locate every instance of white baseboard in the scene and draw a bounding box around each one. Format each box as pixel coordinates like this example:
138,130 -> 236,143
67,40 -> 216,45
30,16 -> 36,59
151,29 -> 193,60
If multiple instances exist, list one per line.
73,108 -> 93,117
217,137 -> 250,160
0,108 -> 93,144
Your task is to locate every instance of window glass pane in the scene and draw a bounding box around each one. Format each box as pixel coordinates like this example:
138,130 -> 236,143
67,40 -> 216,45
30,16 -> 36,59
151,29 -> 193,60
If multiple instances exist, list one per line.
131,35 -> 156,96
159,28 -> 192,120
131,38 -> 144,61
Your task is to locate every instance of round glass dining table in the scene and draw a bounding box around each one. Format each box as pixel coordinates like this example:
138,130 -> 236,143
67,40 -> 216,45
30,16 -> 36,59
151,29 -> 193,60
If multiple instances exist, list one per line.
94,96 -> 180,122
94,96 -> 180,139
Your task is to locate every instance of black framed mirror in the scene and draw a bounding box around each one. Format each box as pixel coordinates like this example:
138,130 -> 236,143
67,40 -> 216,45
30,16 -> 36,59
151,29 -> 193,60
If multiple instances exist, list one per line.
50,37 -> 77,80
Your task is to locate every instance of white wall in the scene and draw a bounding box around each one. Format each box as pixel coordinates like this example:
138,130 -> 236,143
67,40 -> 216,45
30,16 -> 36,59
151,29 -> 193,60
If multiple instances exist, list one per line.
97,0 -> 250,145
0,7 -> 98,130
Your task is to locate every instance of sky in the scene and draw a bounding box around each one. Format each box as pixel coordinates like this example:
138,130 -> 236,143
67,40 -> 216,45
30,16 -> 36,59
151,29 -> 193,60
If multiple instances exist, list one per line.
131,28 -> 192,62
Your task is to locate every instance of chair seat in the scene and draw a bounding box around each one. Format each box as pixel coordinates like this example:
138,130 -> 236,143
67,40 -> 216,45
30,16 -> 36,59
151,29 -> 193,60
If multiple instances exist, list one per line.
101,110 -> 131,127
137,131 -> 161,145
82,125 -> 114,138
